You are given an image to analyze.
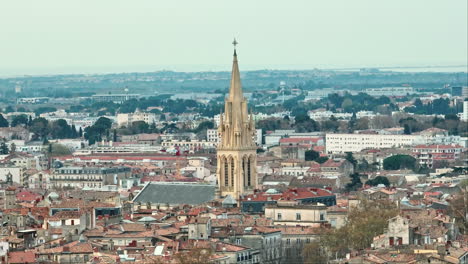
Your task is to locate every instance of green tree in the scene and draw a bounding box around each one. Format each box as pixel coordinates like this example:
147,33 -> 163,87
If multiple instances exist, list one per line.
30,117 -> 50,140
50,119 -> 72,139
345,173 -> 362,192
46,143 -> 72,156
315,156 -> 329,164
4,106 -> 14,113
305,150 -> 320,161
303,241 -> 328,264
383,154 -> 416,170
321,116 -> 339,132
131,121 -> 149,134
365,176 -> 390,187
403,124 -> 411,134
0,114 -> 8,127
345,152 -> 357,169
0,142 -> 8,154
10,143 -> 16,153
11,115 -> 28,127
84,117 -> 113,144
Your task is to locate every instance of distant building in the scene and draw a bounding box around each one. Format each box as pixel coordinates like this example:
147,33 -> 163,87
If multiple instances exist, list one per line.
117,110 -> 157,127
463,101 -> 468,121
326,133 -> 421,154
91,94 -> 140,104
16,97 -> 49,104
365,86 -> 415,96
412,144 -> 464,168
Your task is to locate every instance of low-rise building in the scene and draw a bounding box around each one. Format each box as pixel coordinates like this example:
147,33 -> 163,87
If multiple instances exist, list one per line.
412,144 -> 464,168
50,166 -> 131,189
265,200 -> 327,226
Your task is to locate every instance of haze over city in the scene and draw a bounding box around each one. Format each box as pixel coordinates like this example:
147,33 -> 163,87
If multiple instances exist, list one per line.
0,1 -> 467,264
0,0 -> 467,76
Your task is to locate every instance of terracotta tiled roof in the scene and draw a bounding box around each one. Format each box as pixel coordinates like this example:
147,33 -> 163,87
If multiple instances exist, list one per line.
321,159 -> 346,168
214,242 -> 249,252
8,251 -> 36,264
242,187 -> 333,202
38,241 -> 93,254
48,210 -> 83,221
16,190 -> 42,202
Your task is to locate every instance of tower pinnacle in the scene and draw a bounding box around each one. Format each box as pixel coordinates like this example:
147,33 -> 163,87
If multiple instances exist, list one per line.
232,38 -> 238,56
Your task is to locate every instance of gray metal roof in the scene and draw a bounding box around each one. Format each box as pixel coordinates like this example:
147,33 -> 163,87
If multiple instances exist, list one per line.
133,182 -> 216,205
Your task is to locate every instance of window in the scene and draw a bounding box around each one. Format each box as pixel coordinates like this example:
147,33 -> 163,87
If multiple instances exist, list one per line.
320,213 -> 325,221
277,213 -> 282,220
306,238 -> 311,243
286,239 -> 290,245
236,238 -> 242,245
296,238 -> 301,244
296,213 -> 301,220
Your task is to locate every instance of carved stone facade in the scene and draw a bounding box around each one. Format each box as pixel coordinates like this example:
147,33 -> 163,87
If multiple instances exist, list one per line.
217,48 -> 257,199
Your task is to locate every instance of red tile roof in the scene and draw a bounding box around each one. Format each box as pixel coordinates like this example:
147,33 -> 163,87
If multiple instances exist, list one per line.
242,187 -> 333,202
8,251 -> 36,264
321,159 -> 346,168
16,190 -> 42,202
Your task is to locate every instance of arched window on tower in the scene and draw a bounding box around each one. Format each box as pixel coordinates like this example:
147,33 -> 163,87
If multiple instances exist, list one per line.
224,157 -> 229,187
231,158 -> 235,187
247,157 -> 252,186
242,157 -> 246,187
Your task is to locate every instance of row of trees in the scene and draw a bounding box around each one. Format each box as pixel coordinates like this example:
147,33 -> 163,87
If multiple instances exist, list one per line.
1,114 -> 83,141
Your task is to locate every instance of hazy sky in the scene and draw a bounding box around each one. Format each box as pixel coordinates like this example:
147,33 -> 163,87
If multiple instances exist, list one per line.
0,0 -> 467,75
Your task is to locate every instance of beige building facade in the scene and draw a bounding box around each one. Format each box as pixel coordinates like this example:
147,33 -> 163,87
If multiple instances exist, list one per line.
265,200 -> 327,226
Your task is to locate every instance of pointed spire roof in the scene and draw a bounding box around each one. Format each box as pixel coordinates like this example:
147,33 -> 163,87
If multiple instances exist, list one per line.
228,39 -> 243,101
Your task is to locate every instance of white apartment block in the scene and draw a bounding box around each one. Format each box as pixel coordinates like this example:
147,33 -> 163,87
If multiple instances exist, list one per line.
365,87 -> 415,96
462,101 -> 468,122
161,140 -> 217,152
308,110 -> 375,121
325,133 -> 420,154
117,111 -> 157,127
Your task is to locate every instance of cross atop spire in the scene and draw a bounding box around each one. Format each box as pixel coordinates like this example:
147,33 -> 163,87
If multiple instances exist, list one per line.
232,38 -> 238,56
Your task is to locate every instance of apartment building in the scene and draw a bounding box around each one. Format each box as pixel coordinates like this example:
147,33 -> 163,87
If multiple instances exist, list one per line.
50,166 -> 131,189
325,133 -> 420,154
117,111 -> 157,127
264,200 -> 327,226
412,144 -> 464,168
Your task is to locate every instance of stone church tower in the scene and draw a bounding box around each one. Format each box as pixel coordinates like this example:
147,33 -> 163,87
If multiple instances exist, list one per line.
217,42 -> 257,199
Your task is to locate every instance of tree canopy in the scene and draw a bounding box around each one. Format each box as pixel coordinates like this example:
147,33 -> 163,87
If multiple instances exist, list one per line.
383,154 -> 416,170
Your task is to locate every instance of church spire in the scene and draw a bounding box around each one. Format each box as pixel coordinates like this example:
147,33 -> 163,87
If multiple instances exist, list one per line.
228,38 -> 243,101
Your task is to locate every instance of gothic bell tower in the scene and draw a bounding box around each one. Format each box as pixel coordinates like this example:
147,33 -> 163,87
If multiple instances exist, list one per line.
216,39 -> 258,199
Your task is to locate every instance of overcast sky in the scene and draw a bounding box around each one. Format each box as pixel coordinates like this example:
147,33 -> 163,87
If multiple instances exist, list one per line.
0,0 -> 466,75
